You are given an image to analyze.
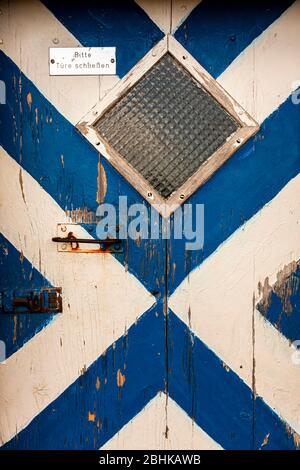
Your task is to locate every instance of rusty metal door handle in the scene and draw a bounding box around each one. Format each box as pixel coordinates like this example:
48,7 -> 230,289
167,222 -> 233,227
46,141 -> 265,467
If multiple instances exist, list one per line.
52,232 -> 122,253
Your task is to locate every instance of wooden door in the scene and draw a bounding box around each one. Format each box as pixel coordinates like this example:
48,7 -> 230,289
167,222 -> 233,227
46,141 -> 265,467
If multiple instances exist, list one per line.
0,0 -> 299,450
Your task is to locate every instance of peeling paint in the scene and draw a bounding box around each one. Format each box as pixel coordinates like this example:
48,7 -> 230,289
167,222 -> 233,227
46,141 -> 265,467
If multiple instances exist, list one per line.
260,432 -> 270,448
65,207 -> 96,224
96,158 -> 107,205
285,423 -> 300,449
19,168 -> 26,204
95,376 -> 100,391
13,315 -> 17,344
76,121 -> 89,136
88,411 -> 96,422
257,277 -> 272,313
258,259 -> 300,315
117,369 -> 126,388
187,305 -> 191,328
35,107 -> 39,125
26,92 -> 32,110
257,259 -> 300,341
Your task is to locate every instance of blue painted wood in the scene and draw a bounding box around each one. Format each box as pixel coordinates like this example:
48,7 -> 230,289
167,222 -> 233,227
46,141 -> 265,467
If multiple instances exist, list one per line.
1,51 -> 299,297
175,0 -> 293,78
0,51 -> 165,298
2,308 -> 297,450
0,235 -> 55,358
168,311 -> 298,450
2,306 -> 165,449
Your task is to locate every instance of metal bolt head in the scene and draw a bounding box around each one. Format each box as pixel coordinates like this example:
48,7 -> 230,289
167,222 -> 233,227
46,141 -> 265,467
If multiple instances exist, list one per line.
52,38 -> 59,45
61,243 -> 67,251
61,225 -> 67,232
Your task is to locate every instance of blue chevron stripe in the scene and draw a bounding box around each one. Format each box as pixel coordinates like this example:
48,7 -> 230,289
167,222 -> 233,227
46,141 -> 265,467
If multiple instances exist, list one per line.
256,261 -> 300,343
2,305 -> 297,449
0,51 -> 165,297
1,304 -> 165,449
0,235 -> 55,358
168,311 -> 298,450
42,0 -> 164,78
175,0 -> 294,78
169,94 -> 300,293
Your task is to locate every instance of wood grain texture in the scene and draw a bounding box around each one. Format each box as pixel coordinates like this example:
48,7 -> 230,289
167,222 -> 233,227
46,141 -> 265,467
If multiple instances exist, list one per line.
0,148 -> 154,445
169,174 -> 300,434
1,0 -> 299,450
218,1 -> 300,124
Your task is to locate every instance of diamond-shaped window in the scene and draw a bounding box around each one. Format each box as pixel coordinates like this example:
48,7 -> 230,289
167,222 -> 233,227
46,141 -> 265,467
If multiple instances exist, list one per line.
78,36 -> 258,217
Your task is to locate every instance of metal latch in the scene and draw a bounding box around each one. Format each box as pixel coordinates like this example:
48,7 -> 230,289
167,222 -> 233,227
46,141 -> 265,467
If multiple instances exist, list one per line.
53,224 -> 123,253
0,288 -> 62,314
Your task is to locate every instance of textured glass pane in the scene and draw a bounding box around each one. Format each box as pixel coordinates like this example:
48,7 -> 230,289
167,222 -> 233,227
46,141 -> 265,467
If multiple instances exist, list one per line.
95,54 -> 239,198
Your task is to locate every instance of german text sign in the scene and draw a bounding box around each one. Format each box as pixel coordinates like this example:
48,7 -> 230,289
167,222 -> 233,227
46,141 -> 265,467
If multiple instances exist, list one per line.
49,47 -> 116,76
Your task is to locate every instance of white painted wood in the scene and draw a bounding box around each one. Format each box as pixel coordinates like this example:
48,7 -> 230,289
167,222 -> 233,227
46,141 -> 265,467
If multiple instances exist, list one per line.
102,393 -> 222,450
169,175 -> 300,434
218,1 -> 300,123
0,147 -> 155,445
171,0 -> 202,33
135,0 -> 172,34
0,0 -> 118,124
135,0 -> 201,34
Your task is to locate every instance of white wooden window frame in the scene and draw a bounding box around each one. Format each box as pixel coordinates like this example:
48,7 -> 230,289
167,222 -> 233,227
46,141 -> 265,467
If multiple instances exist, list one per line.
77,35 -> 259,218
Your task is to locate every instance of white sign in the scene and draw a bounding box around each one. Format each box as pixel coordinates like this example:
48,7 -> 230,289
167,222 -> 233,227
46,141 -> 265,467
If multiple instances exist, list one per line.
49,47 -> 116,76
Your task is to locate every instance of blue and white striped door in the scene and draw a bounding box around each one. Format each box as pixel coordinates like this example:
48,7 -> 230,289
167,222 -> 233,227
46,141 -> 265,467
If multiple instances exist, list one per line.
0,0 -> 299,450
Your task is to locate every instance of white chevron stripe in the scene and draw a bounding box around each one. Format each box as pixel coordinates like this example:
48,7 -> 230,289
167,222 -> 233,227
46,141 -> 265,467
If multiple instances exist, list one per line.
102,393 -> 222,450
0,147 -> 154,445
218,1 -> 300,123
0,0 -> 118,124
135,0 -> 201,34
169,174 -> 300,434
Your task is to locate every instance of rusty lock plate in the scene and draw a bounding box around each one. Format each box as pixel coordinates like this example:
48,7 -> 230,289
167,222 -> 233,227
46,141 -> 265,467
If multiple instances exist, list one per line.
0,287 -> 62,314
